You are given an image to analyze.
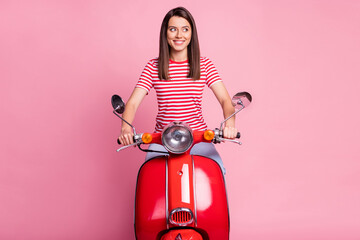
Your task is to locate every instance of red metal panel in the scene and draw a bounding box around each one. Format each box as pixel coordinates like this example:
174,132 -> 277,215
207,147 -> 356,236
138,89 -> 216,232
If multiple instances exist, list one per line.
167,154 -> 195,228
193,155 -> 229,240
135,157 -> 167,240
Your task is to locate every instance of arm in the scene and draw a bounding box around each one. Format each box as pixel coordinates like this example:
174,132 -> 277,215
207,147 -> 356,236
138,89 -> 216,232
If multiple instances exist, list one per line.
210,82 -> 238,139
118,87 -> 147,145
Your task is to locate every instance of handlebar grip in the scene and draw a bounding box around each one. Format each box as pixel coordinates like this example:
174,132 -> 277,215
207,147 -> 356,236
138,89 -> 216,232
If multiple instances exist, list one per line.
117,135 -> 136,145
236,132 -> 241,138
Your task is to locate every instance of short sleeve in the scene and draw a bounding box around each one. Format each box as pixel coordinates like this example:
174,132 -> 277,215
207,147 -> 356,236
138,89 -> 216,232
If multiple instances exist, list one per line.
204,57 -> 222,88
135,60 -> 156,93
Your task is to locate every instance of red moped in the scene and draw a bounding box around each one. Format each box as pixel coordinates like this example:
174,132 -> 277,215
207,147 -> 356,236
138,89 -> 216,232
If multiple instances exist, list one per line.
112,92 -> 252,240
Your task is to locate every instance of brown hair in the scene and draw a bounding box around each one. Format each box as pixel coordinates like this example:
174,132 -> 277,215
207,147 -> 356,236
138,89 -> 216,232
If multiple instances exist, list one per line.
158,7 -> 201,80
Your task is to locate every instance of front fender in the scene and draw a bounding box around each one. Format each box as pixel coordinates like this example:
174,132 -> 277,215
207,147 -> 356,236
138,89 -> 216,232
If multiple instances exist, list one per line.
160,229 -> 203,240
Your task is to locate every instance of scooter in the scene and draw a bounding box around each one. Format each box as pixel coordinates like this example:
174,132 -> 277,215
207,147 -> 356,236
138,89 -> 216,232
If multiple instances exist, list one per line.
111,92 -> 252,240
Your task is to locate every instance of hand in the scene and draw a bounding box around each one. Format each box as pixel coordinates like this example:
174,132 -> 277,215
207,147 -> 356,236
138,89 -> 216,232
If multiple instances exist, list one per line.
223,126 -> 238,139
118,126 -> 134,145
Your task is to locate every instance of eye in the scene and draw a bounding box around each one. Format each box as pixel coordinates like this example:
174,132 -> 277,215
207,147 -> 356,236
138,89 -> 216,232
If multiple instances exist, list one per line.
182,28 -> 189,32
169,27 -> 177,32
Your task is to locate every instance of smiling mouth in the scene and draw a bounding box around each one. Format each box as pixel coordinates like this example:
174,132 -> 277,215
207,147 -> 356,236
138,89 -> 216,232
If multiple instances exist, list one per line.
173,40 -> 185,45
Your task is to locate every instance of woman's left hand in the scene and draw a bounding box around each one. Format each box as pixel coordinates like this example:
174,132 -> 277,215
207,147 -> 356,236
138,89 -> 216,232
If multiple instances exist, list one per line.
223,126 -> 238,139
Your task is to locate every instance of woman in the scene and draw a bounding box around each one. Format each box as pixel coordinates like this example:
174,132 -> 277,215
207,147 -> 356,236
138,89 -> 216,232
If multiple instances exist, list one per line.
118,7 -> 237,173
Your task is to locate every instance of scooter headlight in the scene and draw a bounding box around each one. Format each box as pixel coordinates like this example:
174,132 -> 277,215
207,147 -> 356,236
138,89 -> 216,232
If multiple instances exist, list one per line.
162,122 -> 193,154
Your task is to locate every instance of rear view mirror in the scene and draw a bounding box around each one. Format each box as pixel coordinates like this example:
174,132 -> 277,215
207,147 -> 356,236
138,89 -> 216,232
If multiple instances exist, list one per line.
111,95 -> 125,114
232,92 -> 252,110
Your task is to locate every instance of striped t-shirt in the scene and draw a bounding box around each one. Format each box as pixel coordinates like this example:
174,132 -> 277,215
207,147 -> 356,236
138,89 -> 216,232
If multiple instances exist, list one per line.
136,57 -> 222,132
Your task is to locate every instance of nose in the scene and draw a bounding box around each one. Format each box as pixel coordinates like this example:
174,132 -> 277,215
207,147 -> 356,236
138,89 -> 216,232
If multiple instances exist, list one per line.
176,30 -> 182,38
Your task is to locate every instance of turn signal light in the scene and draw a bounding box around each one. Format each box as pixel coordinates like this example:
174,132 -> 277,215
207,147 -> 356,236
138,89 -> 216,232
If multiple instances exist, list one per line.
142,133 -> 153,144
203,130 -> 215,141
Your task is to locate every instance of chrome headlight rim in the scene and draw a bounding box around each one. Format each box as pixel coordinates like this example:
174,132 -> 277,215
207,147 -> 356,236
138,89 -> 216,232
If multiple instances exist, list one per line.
161,121 -> 193,154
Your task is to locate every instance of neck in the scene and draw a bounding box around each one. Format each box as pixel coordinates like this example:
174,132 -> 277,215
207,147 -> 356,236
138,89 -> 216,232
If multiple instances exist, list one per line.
170,50 -> 188,62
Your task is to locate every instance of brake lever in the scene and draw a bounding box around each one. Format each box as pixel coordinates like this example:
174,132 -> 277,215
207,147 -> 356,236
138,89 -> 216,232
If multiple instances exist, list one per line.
218,137 -> 242,145
116,142 -> 139,152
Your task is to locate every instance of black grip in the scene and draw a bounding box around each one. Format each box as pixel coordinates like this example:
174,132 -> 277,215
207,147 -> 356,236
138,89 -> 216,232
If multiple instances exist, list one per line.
236,132 -> 241,138
117,135 -> 136,145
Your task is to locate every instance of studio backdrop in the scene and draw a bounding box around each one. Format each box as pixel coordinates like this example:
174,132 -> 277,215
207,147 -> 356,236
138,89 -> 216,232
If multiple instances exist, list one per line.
1,1 -> 360,239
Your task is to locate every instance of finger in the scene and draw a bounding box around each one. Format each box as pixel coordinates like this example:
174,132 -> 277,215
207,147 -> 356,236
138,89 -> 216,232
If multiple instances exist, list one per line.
118,136 -> 124,145
119,135 -> 127,145
229,127 -> 234,139
223,127 -> 228,139
226,127 -> 237,139
124,133 -> 134,145
119,134 -> 131,145
122,135 -> 129,145
231,128 -> 237,139
233,128 -> 238,139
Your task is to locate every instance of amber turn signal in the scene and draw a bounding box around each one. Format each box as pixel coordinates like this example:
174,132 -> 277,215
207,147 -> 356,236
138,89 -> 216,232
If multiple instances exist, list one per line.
142,133 -> 153,144
203,130 -> 215,141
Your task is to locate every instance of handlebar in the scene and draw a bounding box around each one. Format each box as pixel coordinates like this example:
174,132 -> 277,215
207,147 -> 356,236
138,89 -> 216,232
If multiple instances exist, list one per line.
117,130 -> 241,146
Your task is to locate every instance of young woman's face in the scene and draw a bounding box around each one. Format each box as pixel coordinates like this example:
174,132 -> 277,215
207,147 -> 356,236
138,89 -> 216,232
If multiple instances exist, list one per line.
167,16 -> 192,55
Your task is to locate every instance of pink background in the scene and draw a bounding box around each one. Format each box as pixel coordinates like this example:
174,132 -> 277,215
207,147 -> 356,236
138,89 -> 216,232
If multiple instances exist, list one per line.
1,0 -> 360,239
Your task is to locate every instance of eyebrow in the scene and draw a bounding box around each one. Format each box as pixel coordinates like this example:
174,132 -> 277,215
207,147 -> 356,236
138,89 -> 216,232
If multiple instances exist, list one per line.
168,26 -> 190,28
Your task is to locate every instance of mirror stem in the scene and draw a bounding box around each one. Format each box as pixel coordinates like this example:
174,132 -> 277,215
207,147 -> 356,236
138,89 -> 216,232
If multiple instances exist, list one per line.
220,105 -> 244,131
113,110 -> 136,135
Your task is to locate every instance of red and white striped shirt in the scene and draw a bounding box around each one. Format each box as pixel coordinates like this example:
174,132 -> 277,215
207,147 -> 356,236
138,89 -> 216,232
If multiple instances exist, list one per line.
136,57 -> 222,132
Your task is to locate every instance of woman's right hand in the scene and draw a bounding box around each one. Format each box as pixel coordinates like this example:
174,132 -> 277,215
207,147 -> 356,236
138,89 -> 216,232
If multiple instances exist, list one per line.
118,125 -> 134,146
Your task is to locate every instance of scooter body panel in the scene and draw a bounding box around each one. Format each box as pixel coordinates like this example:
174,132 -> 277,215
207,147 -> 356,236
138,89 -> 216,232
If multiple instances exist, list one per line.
193,155 -> 229,240
135,157 -> 167,240
167,153 -> 196,228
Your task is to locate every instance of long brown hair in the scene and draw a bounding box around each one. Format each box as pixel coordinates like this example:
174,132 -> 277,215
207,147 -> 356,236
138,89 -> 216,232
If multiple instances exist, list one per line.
158,7 -> 201,80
